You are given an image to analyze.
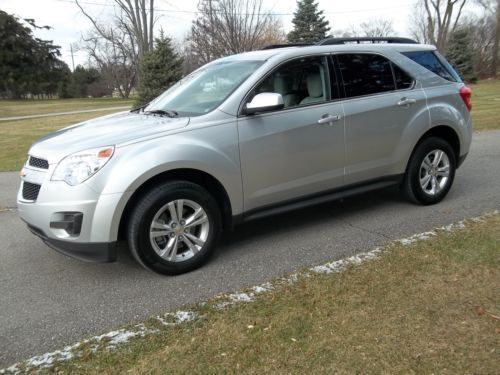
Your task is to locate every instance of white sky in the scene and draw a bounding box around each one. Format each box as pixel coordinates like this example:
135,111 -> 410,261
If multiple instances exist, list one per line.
0,0 -> 481,69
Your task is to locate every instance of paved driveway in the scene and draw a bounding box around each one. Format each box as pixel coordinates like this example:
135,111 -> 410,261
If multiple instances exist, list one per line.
1,131 -> 499,367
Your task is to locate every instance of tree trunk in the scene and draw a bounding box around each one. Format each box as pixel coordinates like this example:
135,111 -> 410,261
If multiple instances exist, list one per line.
493,0 -> 500,76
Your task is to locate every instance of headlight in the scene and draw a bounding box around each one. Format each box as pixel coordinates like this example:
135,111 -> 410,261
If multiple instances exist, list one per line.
52,146 -> 114,186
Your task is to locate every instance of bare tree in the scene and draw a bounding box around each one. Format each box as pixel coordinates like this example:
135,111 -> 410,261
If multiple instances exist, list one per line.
75,0 -> 156,91
461,14 -> 496,77
477,0 -> 500,76
349,19 -> 395,38
75,0 -> 155,58
421,0 -> 469,51
409,4 -> 433,43
494,0 -> 500,75
80,24 -> 137,98
188,0 -> 285,66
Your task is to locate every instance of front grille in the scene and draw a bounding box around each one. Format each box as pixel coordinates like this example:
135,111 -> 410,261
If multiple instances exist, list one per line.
29,156 -> 49,169
22,182 -> 41,201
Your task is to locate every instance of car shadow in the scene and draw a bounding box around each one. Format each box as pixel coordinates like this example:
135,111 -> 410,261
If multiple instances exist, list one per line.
218,186 -> 405,253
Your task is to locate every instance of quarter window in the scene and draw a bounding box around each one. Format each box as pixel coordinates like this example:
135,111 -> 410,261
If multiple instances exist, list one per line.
402,51 -> 457,82
337,54 -> 396,98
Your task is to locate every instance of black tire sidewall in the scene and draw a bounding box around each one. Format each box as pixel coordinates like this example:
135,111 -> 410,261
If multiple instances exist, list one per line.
405,137 -> 456,205
128,182 -> 221,275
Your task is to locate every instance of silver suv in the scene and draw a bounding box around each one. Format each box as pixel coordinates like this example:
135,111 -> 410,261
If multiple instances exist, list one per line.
17,38 -> 473,275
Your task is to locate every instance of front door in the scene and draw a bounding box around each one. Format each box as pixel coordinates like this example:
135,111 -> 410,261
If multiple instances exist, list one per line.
238,56 -> 345,212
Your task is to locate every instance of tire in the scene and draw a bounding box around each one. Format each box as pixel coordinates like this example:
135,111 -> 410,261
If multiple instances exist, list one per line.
402,137 -> 456,205
127,181 -> 222,275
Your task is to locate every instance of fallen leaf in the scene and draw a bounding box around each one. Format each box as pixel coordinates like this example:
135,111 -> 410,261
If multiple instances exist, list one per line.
474,306 -> 485,316
291,338 -> 297,342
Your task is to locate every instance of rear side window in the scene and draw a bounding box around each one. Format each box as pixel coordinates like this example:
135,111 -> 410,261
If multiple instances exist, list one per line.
402,51 -> 459,82
337,54 -> 395,98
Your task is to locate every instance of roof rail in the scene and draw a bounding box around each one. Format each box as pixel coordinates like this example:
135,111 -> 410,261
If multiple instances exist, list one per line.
317,37 -> 418,45
261,43 -> 313,50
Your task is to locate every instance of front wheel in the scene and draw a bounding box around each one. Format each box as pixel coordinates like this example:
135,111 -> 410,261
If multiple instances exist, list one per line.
127,181 -> 222,275
402,137 -> 456,205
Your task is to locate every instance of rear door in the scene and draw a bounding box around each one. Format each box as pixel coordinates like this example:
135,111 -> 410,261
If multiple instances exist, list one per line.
238,55 -> 345,211
335,53 -> 428,184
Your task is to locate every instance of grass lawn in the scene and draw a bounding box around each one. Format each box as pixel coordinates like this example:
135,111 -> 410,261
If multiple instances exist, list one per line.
0,97 -> 133,118
31,213 -> 498,374
0,111 -> 122,171
470,79 -> 500,131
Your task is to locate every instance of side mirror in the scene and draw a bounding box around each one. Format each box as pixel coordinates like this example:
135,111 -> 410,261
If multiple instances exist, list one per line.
245,93 -> 284,115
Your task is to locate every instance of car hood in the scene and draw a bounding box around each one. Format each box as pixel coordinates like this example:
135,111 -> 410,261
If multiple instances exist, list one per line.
28,111 -> 190,164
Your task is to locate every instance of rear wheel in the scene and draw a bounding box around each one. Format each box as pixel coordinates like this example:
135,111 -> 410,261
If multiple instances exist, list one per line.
402,137 -> 456,205
127,181 -> 222,275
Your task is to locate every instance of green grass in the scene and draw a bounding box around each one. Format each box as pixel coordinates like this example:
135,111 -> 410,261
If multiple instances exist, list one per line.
0,98 -> 133,118
41,213 -> 499,374
0,111 -> 122,171
470,79 -> 500,131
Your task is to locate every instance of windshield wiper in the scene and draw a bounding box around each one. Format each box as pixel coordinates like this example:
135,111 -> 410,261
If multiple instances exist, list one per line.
143,109 -> 178,118
130,103 -> 149,113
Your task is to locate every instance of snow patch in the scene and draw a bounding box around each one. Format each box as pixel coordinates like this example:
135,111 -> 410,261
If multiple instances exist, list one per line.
229,292 -> 254,303
311,247 -> 383,274
397,231 -> 436,246
156,310 -> 198,326
439,220 -> 466,232
0,324 -> 156,374
252,282 -> 274,294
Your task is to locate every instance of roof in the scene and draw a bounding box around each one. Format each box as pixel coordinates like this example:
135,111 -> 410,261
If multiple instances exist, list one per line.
216,43 -> 437,63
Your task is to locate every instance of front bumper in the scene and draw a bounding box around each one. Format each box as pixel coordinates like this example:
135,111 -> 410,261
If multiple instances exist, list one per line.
26,223 -> 117,262
17,164 -> 126,263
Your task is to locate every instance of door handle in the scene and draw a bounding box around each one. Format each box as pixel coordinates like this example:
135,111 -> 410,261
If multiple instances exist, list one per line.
317,114 -> 342,125
397,98 -> 417,107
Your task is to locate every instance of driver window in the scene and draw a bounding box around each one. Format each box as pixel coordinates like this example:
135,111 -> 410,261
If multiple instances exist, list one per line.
255,56 -> 331,109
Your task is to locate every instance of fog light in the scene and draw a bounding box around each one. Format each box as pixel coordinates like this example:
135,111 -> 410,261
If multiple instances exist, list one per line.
50,212 -> 83,236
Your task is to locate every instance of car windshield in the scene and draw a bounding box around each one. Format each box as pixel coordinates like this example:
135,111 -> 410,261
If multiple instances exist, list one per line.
144,60 -> 263,117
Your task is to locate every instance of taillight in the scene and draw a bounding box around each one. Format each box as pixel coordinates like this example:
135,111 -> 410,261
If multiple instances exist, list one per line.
459,86 -> 472,111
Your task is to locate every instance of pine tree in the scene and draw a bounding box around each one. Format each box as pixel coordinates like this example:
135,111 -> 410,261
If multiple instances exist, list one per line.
0,10 -> 65,98
137,32 -> 183,105
446,28 -> 477,83
287,0 -> 330,44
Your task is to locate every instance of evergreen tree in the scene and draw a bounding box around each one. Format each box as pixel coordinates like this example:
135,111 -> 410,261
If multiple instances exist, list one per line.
68,65 -> 102,98
287,0 -> 330,44
446,28 -> 477,83
137,33 -> 183,105
0,10 -> 64,98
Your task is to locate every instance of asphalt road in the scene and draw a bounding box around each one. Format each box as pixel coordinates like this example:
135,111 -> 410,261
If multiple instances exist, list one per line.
1,130 -> 500,367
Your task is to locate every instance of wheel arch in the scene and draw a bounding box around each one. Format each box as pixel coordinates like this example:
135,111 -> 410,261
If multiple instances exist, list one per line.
117,168 -> 233,241
408,125 -> 461,170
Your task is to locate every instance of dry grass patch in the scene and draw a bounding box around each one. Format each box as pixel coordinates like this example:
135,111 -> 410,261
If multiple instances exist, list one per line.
0,111 -> 121,171
470,79 -> 500,131
0,98 -> 133,118
48,214 -> 500,375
